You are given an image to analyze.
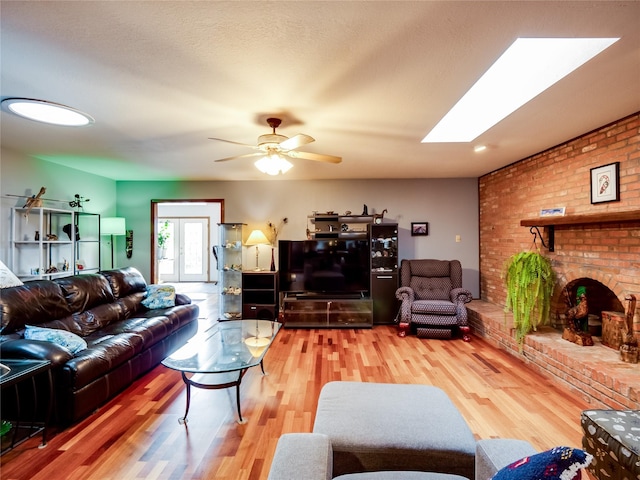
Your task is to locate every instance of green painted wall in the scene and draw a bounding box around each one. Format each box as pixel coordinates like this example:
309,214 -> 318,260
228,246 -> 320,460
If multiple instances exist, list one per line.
1,148 -> 117,268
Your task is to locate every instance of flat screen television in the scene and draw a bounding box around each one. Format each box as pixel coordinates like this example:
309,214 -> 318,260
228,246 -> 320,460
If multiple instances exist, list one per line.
278,239 -> 370,296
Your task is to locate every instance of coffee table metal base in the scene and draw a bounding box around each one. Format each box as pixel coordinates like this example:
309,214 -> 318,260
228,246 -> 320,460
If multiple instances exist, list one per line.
179,360 -> 265,424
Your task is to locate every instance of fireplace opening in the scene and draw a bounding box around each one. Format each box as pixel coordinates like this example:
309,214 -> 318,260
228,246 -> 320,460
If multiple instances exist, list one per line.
553,278 -> 624,335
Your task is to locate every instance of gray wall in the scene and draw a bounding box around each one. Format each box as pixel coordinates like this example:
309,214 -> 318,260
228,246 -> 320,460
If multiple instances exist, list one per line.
1,149 -> 480,296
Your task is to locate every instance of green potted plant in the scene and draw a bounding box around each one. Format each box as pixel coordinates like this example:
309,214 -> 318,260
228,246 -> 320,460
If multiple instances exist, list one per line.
504,250 -> 556,349
157,220 -> 171,258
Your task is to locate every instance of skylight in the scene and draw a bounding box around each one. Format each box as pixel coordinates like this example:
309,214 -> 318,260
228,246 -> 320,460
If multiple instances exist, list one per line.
1,98 -> 94,126
422,37 -> 619,143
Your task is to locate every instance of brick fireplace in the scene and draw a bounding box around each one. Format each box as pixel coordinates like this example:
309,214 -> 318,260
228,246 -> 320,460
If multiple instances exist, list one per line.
474,112 -> 640,409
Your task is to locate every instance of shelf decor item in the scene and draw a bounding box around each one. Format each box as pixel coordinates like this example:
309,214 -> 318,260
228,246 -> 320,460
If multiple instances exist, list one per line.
590,161 -> 619,204
268,217 -> 288,272
504,250 -> 555,349
245,229 -> 270,271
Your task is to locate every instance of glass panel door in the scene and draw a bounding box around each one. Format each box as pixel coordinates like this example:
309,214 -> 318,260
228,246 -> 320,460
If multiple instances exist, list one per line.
158,218 -> 208,282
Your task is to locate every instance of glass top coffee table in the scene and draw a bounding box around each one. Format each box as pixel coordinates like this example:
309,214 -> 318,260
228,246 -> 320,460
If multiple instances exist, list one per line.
162,319 -> 281,424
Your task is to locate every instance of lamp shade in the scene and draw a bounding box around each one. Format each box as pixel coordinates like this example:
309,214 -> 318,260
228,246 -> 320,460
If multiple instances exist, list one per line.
101,217 -> 126,236
245,229 -> 270,246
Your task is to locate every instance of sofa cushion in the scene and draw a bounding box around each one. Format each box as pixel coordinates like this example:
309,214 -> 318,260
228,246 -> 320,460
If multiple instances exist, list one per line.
61,332 -> 144,388
141,284 -> 176,309
491,446 -> 592,480
100,316 -> 171,349
335,473 -> 468,480
24,325 -> 88,354
410,277 -> 452,301
55,274 -> 115,312
412,300 -> 456,315
408,259 -> 452,278
0,280 -> 72,334
73,303 -> 125,336
313,382 -> 476,478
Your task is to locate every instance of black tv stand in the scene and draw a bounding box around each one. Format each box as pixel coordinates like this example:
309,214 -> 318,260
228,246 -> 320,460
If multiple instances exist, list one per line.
293,292 -> 366,300
282,292 -> 372,328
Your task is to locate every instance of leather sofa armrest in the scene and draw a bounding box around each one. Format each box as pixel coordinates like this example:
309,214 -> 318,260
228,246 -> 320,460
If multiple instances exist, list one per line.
175,293 -> 192,305
267,433 -> 332,480
0,339 -> 73,367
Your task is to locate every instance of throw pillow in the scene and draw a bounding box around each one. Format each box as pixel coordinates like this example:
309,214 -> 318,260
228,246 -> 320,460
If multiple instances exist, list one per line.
492,446 -> 592,480
24,325 -> 88,354
141,284 -> 176,309
0,260 -> 23,288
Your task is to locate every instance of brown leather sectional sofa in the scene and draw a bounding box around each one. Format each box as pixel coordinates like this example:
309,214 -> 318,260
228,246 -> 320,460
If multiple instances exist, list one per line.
0,267 -> 199,426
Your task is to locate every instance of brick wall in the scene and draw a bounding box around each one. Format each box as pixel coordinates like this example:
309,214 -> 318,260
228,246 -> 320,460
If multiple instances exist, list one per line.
479,112 -> 640,317
476,112 -> 640,408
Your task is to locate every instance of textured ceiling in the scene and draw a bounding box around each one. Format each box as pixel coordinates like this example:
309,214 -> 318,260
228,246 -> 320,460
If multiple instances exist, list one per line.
1,1 -> 639,181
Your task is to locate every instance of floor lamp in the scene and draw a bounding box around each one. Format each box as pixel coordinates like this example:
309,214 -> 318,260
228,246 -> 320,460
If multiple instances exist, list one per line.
101,217 -> 126,269
245,229 -> 270,271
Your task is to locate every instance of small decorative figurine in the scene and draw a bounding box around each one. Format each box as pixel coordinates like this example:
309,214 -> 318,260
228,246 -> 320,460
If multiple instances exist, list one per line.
562,286 -> 594,346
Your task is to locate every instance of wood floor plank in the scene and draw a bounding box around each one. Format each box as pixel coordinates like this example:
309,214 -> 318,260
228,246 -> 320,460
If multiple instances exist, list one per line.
2,318 -> 596,480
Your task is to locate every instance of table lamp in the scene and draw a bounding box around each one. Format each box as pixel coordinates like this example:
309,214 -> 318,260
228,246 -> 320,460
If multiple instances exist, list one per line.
245,229 -> 270,271
101,217 -> 126,268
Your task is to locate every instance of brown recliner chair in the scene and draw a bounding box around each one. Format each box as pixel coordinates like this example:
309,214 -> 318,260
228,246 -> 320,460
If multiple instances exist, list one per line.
395,259 -> 472,341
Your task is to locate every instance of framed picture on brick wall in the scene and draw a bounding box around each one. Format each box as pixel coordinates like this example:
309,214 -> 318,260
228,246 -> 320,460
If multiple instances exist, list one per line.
590,162 -> 619,204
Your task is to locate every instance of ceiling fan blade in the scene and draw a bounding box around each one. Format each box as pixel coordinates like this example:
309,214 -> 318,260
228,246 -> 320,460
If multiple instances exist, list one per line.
287,150 -> 342,164
214,152 -> 263,163
208,137 -> 261,150
279,134 -> 315,151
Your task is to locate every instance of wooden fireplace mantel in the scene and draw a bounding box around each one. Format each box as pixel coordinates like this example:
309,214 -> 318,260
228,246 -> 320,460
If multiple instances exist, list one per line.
520,209 -> 640,251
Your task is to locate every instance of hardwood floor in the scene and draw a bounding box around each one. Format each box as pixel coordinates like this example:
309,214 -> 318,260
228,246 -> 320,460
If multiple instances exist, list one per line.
1,288 -> 594,480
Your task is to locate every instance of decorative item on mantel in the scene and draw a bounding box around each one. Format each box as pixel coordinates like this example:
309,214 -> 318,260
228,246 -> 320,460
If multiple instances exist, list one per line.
373,209 -> 388,224
619,294 -> 638,364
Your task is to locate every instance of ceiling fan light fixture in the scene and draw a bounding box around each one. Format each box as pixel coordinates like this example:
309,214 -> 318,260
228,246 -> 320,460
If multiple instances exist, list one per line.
1,97 -> 94,127
255,154 -> 293,176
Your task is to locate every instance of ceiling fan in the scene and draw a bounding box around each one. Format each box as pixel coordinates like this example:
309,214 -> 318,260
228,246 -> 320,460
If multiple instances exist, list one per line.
209,118 -> 342,174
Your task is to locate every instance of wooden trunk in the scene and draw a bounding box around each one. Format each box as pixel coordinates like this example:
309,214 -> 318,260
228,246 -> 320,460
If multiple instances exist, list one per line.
602,311 -> 626,350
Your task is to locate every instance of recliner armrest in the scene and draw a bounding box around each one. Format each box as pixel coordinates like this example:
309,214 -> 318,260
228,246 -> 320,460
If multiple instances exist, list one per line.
395,286 -> 414,302
451,287 -> 472,304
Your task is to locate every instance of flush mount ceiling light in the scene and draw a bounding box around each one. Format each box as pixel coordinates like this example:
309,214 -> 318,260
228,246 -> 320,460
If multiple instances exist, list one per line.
1,98 -> 94,126
422,37 -> 619,143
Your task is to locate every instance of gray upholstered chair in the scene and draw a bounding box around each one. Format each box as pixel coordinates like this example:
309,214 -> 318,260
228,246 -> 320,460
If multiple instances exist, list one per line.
395,259 -> 472,341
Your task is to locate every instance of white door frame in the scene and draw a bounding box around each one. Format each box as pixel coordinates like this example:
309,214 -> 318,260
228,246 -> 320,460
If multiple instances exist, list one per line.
151,200 -> 223,284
